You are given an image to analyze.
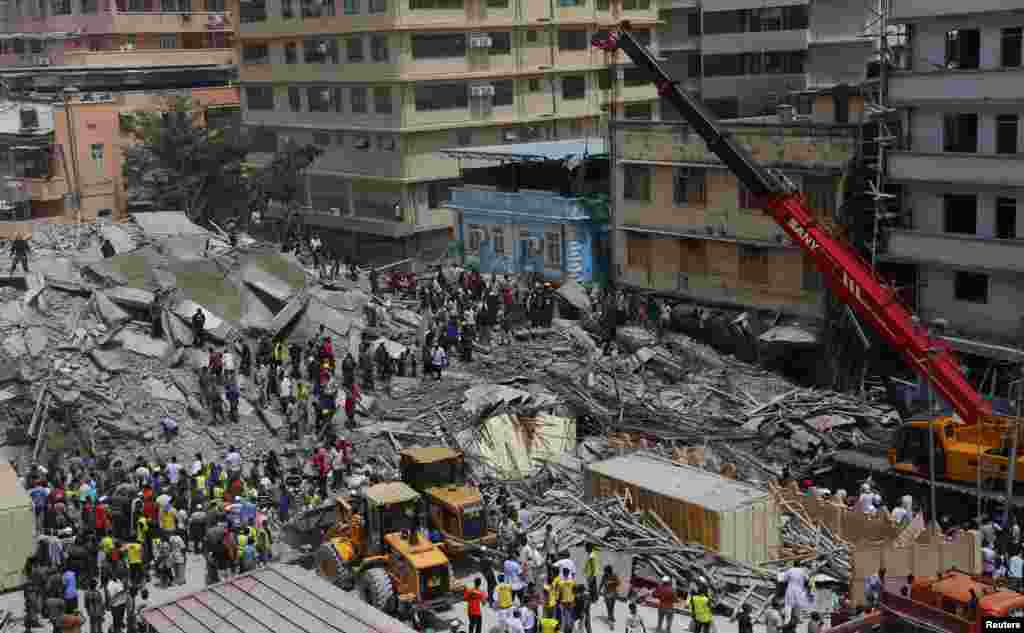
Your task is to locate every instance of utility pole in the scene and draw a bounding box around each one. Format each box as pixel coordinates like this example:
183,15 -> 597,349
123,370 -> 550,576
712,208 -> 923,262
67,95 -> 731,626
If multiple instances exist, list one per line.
62,86 -> 82,237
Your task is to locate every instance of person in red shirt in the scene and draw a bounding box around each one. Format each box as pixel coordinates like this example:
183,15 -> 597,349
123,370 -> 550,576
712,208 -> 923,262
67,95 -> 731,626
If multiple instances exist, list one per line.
653,577 -> 677,633
95,501 -> 111,535
464,577 -> 486,633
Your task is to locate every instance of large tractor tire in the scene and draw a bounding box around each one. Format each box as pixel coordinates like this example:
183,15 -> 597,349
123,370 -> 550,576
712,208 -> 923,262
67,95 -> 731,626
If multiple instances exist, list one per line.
358,567 -> 396,612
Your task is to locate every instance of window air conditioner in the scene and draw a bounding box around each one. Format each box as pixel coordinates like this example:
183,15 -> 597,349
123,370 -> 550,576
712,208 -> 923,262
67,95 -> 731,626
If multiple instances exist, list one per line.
470,84 -> 494,97
469,35 -> 492,48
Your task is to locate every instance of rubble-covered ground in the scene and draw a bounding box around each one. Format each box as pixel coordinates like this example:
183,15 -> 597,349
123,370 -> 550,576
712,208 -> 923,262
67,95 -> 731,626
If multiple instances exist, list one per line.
0,214 -> 907,621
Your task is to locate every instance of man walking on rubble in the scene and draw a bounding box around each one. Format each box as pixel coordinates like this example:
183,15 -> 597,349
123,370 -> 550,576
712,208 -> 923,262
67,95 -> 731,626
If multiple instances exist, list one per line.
191,308 -> 206,348
9,232 -> 30,274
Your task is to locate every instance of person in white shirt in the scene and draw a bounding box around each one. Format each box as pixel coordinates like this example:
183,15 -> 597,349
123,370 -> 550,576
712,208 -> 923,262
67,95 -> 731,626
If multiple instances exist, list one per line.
1009,551 -> 1023,591
554,553 -> 576,580
223,350 -> 235,377
520,601 -> 536,633
521,541 -> 545,588
134,464 -> 150,487
225,447 -> 242,475
507,609 -> 526,633
280,374 -> 294,413
890,495 -> 912,525
190,453 -> 204,477
165,457 -> 181,485
504,557 -> 525,603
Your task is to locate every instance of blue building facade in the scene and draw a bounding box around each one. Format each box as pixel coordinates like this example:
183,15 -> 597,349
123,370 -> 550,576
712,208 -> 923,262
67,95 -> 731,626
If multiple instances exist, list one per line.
448,187 -> 608,284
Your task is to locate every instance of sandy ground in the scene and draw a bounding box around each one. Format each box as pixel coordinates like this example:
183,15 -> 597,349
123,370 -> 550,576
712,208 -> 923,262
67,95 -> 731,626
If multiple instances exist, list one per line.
0,553 -> 759,633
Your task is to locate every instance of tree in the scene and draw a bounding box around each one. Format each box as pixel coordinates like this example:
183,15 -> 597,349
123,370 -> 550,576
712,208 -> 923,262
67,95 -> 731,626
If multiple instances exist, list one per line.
121,96 -> 250,226
122,98 -> 322,231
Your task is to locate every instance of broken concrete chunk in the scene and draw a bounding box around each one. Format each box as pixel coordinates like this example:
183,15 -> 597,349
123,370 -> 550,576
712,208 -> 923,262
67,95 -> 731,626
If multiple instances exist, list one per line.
115,330 -> 171,358
242,263 -> 295,305
82,262 -> 129,286
94,291 -> 131,326
369,338 -> 406,359
106,286 -> 155,310
100,224 -> 135,254
556,279 -> 591,313
615,326 -> 657,352
144,377 -> 187,403
256,408 -> 284,435
3,331 -> 27,358
165,311 -> 194,347
0,301 -> 24,324
391,309 -> 422,329
23,272 -> 45,307
269,291 -> 310,337
95,417 -> 147,441
25,327 -> 48,357
89,348 -> 129,373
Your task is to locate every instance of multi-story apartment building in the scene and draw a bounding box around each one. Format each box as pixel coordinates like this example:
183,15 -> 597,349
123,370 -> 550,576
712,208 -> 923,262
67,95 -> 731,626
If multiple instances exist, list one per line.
657,0 -> 876,118
881,0 -> 1024,365
0,64 -> 238,220
230,0 -> 658,260
611,106 -> 859,322
1,0 -> 233,68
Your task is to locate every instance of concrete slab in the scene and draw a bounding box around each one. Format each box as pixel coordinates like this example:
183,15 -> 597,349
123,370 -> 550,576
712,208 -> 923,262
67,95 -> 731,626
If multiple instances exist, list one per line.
25,327 -> 47,357
116,330 -> 171,358
161,236 -> 212,261
82,261 -> 130,286
313,289 -> 371,313
0,301 -> 24,324
23,272 -> 45,306
290,297 -> 359,344
33,257 -> 81,286
242,263 -> 295,304
557,279 -> 591,312
257,407 -> 284,435
144,377 -> 187,403
269,291 -> 309,336
369,338 -> 406,359
107,286 -> 155,310
3,331 -> 27,358
391,309 -> 422,329
94,291 -> 130,326
165,312 -> 194,347
101,224 -> 136,254
130,211 -> 209,237
173,299 -> 226,334
240,287 -> 275,333
89,348 -> 129,373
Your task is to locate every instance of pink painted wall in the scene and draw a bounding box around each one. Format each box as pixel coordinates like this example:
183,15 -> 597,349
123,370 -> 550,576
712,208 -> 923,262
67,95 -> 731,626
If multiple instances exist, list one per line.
13,13 -> 113,33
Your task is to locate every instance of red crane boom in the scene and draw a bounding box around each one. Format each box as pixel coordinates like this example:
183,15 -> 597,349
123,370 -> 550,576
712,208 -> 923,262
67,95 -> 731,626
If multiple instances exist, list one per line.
593,25 -> 991,426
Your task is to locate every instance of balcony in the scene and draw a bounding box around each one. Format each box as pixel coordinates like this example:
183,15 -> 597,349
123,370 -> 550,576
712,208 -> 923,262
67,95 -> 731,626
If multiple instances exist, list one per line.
889,0 -> 1010,21
63,47 -> 234,66
447,187 -> 590,220
887,151 -> 1024,188
700,29 -> 808,55
884,229 -> 1024,274
111,11 -> 232,33
889,68 -> 1024,105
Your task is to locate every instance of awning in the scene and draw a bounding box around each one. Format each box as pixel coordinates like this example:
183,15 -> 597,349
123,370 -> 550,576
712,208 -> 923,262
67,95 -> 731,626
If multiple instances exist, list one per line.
441,137 -> 606,163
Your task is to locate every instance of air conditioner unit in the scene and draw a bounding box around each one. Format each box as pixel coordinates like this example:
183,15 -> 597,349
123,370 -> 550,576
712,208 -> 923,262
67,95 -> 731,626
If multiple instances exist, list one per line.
470,84 -> 495,98
329,207 -> 340,215
37,56 -> 50,65
468,35 -> 492,48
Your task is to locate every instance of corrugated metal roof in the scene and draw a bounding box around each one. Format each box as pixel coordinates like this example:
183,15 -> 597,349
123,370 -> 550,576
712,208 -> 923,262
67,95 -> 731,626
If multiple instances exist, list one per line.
586,453 -> 769,513
142,565 -> 417,633
440,137 -> 606,162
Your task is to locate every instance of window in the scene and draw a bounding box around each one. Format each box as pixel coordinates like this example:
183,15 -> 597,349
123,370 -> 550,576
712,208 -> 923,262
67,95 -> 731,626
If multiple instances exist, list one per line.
351,87 -> 368,113
288,87 -> 301,112
313,132 -> 331,147
343,0 -> 357,12
595,0 -> 607,11
347,36 -> 364,61
598,71 -> 611,90
997,197 -> 1017,239
333,87 -> 344,112
782,50 -> 806,73
466,225 -> 485,252
528,78 -> 542,92
30,39 -> 43,54
943,113 -> 978,153
943,194 -> 977,235
412,33 -> 466,59
487,0 -> 507,7
246,86 -> 275,110
623,165 -> 651,201
557,0 -> 583,7
374,87 -> 392,113
207,0 -> 224,9
782,5 -> 808,29
703,10 -> 745,35
12,39 -> 23,54
493,80 -> 514,106
281,0 -> 293,17
1002,27 -> 1022,67
703,54 -> 744,77
159,34 -> 177,49
415,83 -> 468,111
240,0 -> 266,21
562,75 -> 585,100
409,0 -> 462,9
545,231 -> 562,266
624,103 -> 651,120
13,149 -> 48,178
428,182 -> 452,208
285,42 -> 297,63
945,28 -> 980,70
673,168 -> 706,206
371,34 -> 389,61
81,0 -> 97,12
623,66 -> 648,86
308,86 -> 334,112
558,29 -> 587,51
456,129 -> 472,145
751,6 -> 782,31
306,36 -> 338,63
997,115 -> 1019,154
492,227 -> 505,254
489,32 -> 511,55
737,184 -> 759,209
688,11 -> 701,36
954,271 -> 988,304
369,0 -> 386,12
378,135 -> 396,151
90,144 -> 104,174
526,30 -> 539,43
242,44 -> 269,63
52,0 -> 70,14
688,53 -> 702,77
621,0 -> 648,9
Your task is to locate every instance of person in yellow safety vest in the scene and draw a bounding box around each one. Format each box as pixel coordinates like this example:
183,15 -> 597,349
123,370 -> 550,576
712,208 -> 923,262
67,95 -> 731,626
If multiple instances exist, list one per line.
126,539 -> 145,586
194,473 -> 207,494
540,617 -> 559,633
544,572 -> 559,619
159,504 -> 176,535
495,574 -> 514,627
556,569 -> 576,633
584,543 -> 599,598
256,525 -> 273,565
136,516 -> 149,543
212,484 -> 225,503
236,531 -> 249,572
686,587 -> 713,633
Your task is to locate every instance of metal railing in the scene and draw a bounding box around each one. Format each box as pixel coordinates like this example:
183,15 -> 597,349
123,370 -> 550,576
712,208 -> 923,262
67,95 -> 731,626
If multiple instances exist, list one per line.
449,187 -> 589,219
